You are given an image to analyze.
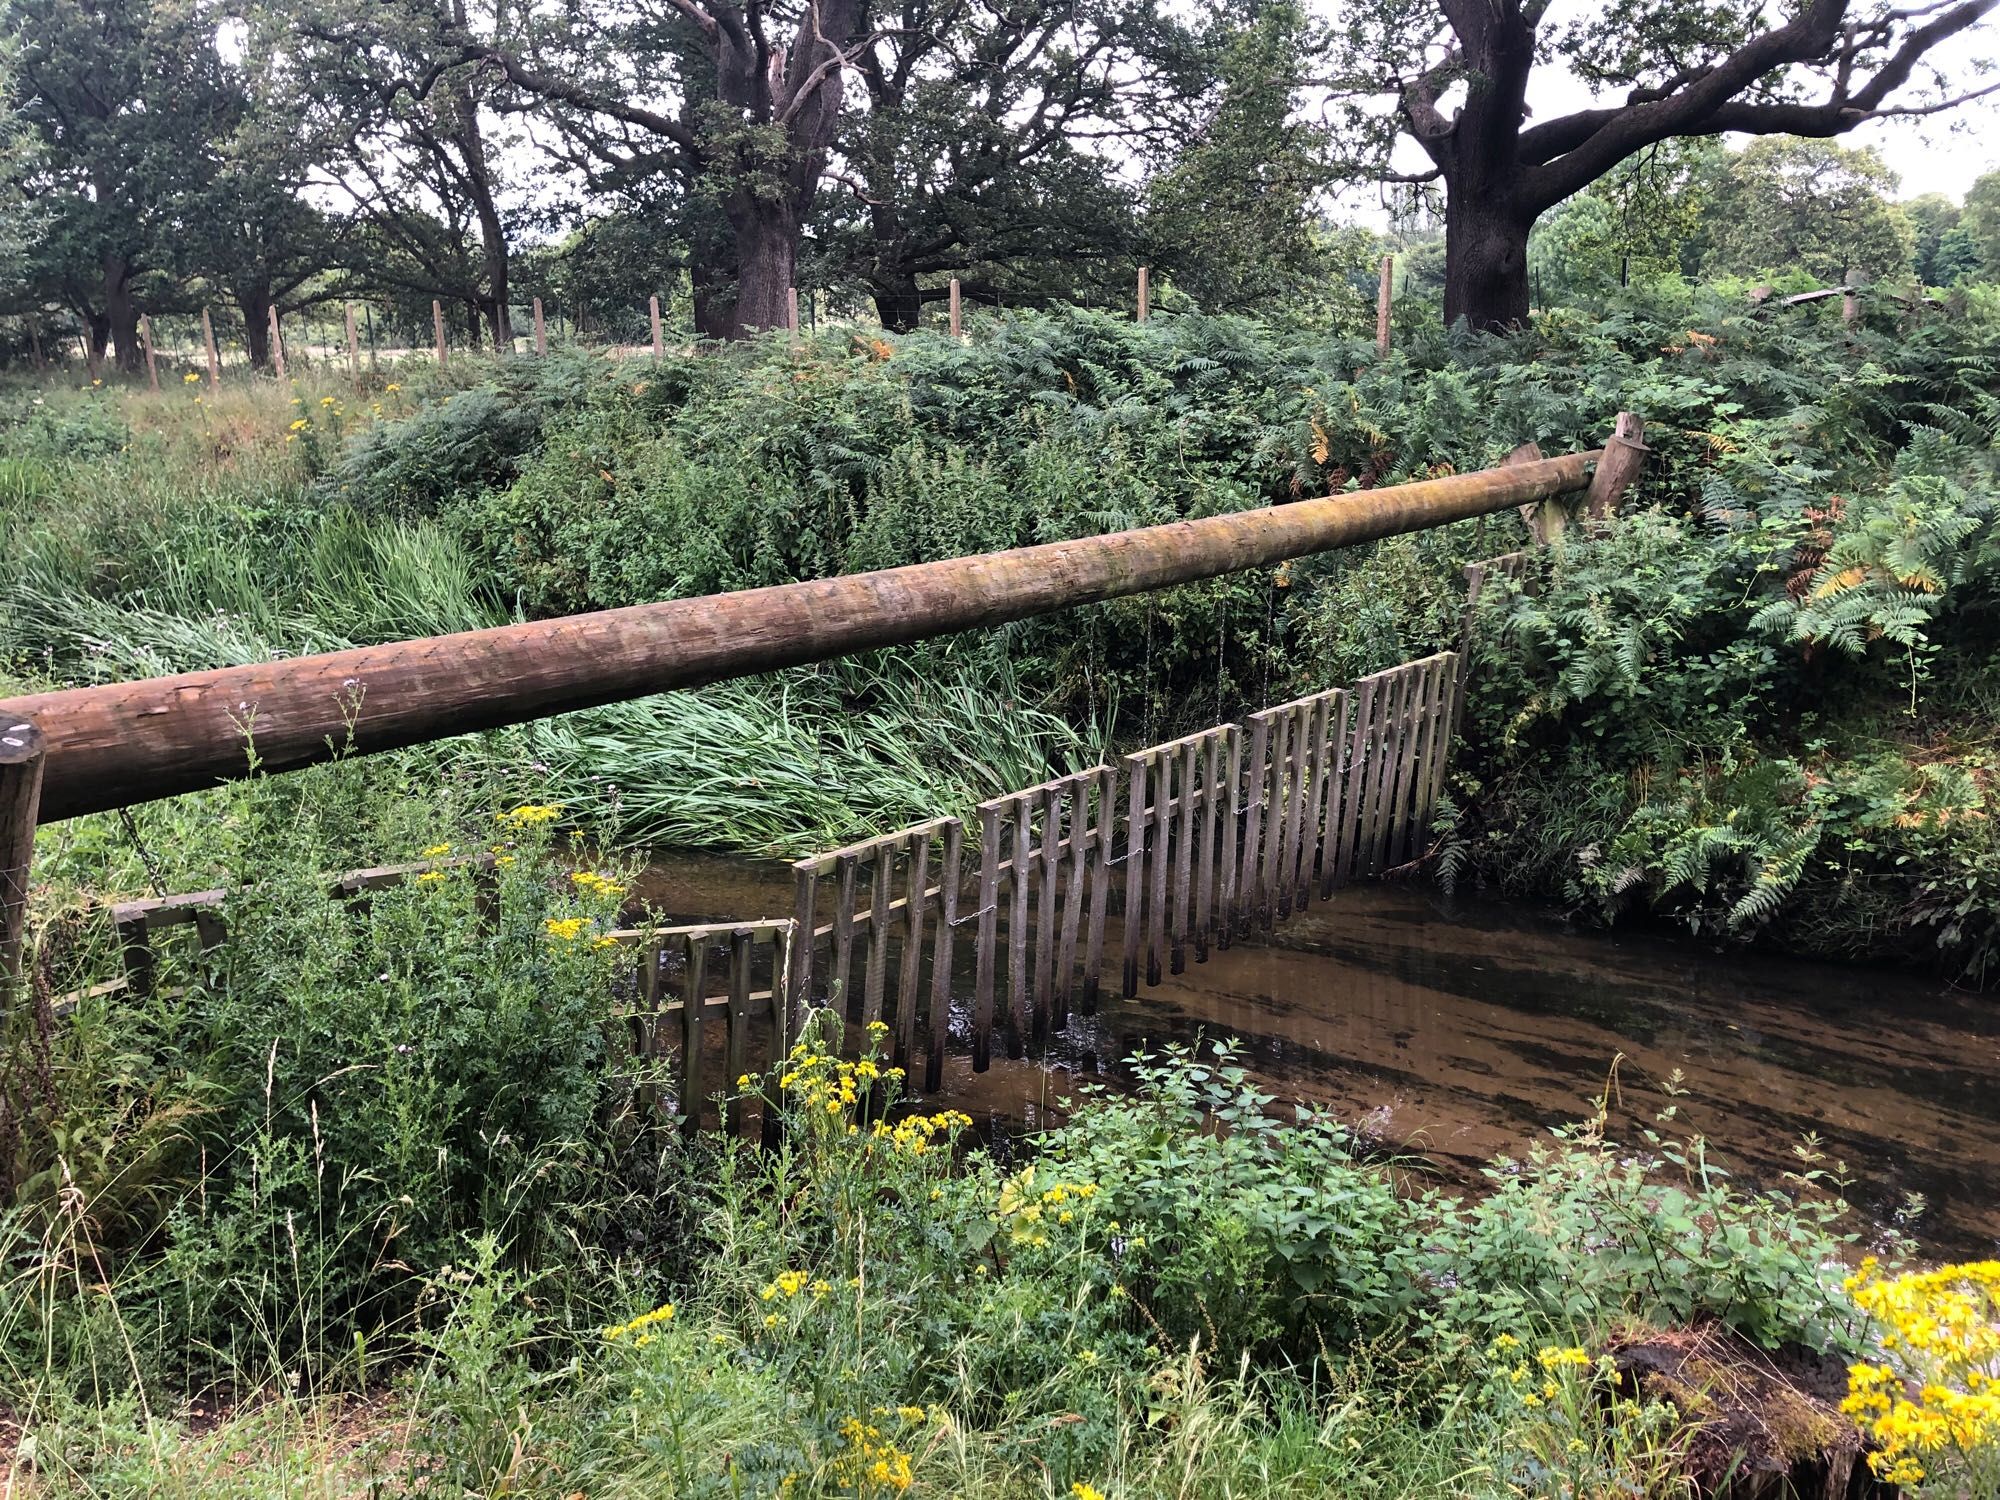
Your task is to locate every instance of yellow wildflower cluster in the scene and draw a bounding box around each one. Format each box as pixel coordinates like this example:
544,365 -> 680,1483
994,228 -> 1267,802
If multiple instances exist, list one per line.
545,917 -> 588,942
993,1164 -> 1098,1246
760,1270 -> 822,1302
183,371 -> 201,384
1842,1258 -> 2000,1487
833,1415 -> 914,1494
602,1302 -> 675,1348
414,871 -> 446,886
1538,1346 -> 1592,1370
1072,1485 -> 1107,1500
422,843 -> 452,858
497,803 -> 563,828
570,870 -> 626,899
869,1110 -> 972,1157
778,1030 -> 904,1120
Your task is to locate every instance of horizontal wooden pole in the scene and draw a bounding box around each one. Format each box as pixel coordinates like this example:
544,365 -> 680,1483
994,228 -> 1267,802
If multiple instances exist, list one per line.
4,452 -> 1597,824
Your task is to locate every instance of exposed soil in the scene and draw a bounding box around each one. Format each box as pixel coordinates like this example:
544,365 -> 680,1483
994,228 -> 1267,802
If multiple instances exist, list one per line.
1609,1324 -> 1892,1500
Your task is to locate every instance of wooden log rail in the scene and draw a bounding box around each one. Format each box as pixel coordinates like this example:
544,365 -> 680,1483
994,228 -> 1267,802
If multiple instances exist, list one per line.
1,449 -> 1604,828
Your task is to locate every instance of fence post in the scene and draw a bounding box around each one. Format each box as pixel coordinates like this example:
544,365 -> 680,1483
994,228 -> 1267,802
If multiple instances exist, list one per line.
1376,255 -> 1394,355
0,718 -> 45,1009
533,297 -> 546,357
433,300 -> 448,368
344,304 -> 361,383
1583,412 -> 1647,521
787,287 -> 800,345
139,315 -> 160,390
649,294 -> 664,358
949,278 -> 962,338
1842,267 -> 1859,328
269,305 -> 286,381
201,308 -> 221,388
1137,266 -> 1149,323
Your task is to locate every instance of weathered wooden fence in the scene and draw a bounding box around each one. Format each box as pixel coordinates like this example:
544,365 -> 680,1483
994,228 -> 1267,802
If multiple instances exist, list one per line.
781,646 -> 1468,1079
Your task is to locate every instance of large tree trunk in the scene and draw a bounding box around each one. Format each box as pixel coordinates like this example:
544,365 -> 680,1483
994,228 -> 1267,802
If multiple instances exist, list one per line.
872,277 -> 922,334
238,285 -> 273,370
102,253 -> 142,374
1443,194 -> 1534,332
728,198 -> 798,336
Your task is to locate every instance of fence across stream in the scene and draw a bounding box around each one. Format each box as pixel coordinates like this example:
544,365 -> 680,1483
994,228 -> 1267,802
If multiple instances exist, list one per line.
73,555 -> 1519,1137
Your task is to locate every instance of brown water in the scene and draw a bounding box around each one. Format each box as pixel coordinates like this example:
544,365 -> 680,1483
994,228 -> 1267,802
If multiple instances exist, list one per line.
633,851 -> 2000,1257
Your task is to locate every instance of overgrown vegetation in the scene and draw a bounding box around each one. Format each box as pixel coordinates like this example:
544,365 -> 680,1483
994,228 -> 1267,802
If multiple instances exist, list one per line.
0,788 -> 1920,1491
6,288 -> 1997,974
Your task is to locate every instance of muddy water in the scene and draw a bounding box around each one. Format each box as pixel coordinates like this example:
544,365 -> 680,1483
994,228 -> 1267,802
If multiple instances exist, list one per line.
631,851 -> 2000,1256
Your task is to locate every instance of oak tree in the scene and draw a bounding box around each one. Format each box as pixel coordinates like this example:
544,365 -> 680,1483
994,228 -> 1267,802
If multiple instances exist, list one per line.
1330,0 -> 1999,329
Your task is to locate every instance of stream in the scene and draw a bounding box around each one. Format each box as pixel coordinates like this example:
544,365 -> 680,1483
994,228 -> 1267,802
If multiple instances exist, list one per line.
633,851 -> 2000,1257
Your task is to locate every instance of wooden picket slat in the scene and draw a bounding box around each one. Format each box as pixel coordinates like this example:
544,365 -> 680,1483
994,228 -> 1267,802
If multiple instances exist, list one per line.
974,801 -> 1001,1070
1083,765 -> 1115,1012
925,821 -> 962,1092
1054,778 -> 1087,1028
1121,761 -> 1147,996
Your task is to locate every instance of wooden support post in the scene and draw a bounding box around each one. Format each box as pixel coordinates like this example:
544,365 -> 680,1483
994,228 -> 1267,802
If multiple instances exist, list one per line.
1136,266 -> 1150,323
724,927 -> 751,1132
1508,440 -> 1561,544
1583,412 -> 1646,522
533,297 -> 547,357
201,308 -> 221,388
1376,255 -> 1394,355
344,304 -> 361,383
649,294 -> 664,358
433,300 -> 448,368
0,718 -> 45,1004
949,278 -> 962,338
269,304 -> 286,381
1842,268 -> 1859,328
787,287 -> 800,345
680,935 -> 706,1135
140,315 -> 159,390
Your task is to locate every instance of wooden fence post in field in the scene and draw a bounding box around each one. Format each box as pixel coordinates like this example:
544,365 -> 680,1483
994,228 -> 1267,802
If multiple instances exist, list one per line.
1376,255 -> 1394,354
1137,266 -> 1150,323
533,297 -> 546,357
433,301 -> 448,368
0,718 -> 46,1006
1583,412 -> 1647,520
649,294 -> 664,358
344,304 -> 361,382
1842,268 -> 1860,327
268,305 -> 286,381
201,309 -> 221,388
140,315 -> 160,390
949,278 -> 962,338
787,287 -> 800,345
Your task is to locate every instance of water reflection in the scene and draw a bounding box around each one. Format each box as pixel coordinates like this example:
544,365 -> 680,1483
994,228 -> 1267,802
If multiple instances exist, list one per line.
631,851 -> 2000,1255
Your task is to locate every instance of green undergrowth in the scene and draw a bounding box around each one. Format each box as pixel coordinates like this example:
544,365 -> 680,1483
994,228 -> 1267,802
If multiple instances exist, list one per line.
2,288 -> 1998,969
